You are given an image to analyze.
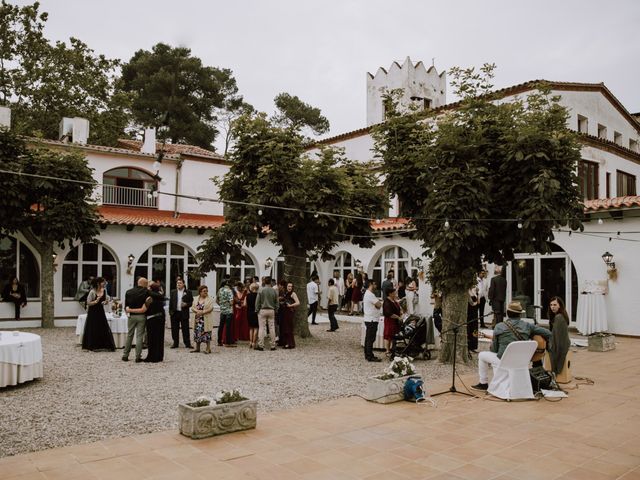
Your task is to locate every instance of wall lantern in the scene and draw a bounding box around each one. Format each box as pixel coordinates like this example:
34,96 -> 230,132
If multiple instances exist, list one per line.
52,253 -> 58,273
127,254 -> 135,275
602,251 -> 617,280
264,257 -> 273,270
354,259 -> 363,271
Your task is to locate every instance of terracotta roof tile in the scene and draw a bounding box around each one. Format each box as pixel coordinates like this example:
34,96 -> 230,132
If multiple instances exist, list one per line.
583,196 -> 640,212
370,217 -> 411,231
27,138 -> 181,160
116,139 -> 225,161
99,206 -> 225,230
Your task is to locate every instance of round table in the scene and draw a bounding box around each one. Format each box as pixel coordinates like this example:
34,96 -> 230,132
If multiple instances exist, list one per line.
76,313 -> 129,348
577,293 -> 607,335
0,331 -> 43,388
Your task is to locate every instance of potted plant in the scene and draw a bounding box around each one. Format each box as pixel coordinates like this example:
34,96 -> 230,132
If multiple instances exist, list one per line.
179,389 -> 258,439
364,357 -> 422,404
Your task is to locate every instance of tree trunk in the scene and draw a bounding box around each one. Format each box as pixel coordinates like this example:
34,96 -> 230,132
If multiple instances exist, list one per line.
283,249 -> 311,339
40,241 -> 55,328
438,286 -> 471,365
20,229 -> 54,327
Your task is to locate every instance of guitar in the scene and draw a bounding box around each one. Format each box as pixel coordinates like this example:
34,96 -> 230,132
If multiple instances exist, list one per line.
532,334 -> 547,362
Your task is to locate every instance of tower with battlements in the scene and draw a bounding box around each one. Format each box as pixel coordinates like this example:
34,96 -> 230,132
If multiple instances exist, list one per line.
366,56 -> 447,126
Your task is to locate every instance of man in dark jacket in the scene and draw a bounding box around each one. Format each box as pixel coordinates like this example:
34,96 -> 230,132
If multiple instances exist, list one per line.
169,278 -> 193,349
488,265 -> 507,327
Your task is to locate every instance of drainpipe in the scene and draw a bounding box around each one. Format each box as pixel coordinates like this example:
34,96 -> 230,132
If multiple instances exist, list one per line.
174,157 -> 183,218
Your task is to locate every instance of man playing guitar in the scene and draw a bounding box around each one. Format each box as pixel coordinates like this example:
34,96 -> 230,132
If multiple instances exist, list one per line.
472,301 -> 551,391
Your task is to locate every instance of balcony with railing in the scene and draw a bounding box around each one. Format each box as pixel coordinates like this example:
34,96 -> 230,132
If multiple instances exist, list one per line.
99,184 -> 158,208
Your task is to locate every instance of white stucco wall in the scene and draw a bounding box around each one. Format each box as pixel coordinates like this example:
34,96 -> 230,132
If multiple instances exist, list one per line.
177,160 -> 227,216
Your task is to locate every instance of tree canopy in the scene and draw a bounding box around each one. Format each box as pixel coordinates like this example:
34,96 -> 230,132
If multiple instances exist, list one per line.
198,100 -> 386,337
120,43 -> 243,149
0,1 -> 128,145
373,64 -> 584,363
0,128 -> 100,326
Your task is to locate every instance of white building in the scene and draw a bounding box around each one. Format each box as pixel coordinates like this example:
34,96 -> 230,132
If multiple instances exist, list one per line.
1,58 -> 639,336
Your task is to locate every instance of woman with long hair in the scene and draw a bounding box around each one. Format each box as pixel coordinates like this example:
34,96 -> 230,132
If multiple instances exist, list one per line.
382,287 -> 402,357
81,277 -> 116,352
279,282 -> 300,349
467,284 -> 480,353
190,285 -> 214,354
2,276 -> 27,320
350,273 -> 363,315
343,272 -> 354,312
547,296 -> 570,375
246,282 -> 259,348
233,282 -> 249,342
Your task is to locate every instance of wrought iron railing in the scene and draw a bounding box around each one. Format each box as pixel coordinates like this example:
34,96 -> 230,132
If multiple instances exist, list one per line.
99,184 -> 158,208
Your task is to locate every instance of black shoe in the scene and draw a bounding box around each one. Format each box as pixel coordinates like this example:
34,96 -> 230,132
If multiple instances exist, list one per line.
326,329 -> 336,332
185,345 -> 193,349
311,322 -> 317,325
471,383 -> 488,391
170,345 -> 178,349
367,357 -> 382,362
121,356 -> 128,362
270,347 -> 276,351
135,358 -> 143,363
255,346 -> 264,351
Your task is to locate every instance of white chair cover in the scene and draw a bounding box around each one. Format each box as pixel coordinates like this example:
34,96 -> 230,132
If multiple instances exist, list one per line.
488,340 -> 537,400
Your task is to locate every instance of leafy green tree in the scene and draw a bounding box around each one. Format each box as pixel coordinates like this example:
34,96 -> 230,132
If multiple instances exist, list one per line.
373,64 -> 583,363
198,102 -> 386,338
120,43 -> 242,149
0,1 -> 129,145
0,129 -> 99,327
273,92 -> 330,136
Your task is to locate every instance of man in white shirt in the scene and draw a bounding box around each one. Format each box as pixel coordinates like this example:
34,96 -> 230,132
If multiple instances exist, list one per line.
307,275 -> 320,325
363,280 -> 382,362
327,279 -> 340,332
477,270 -> 489,328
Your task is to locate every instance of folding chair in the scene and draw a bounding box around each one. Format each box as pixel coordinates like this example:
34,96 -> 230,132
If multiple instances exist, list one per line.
488,340 -> 537,400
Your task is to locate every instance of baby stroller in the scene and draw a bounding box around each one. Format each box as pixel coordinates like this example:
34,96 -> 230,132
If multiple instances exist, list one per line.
391,314 -> 431,360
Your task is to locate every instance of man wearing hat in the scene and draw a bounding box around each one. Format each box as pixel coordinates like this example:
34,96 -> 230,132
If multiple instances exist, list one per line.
472,301 -> 551,391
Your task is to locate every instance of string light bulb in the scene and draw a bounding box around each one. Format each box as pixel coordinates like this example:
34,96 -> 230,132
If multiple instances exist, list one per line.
152,161 -> 161,172
375,218 -> 381,224
598,218 -> 604,225
444,219 -> 450,229
517,220 -> 523,229
314,213 -> 319,218
258,209 -> 263,216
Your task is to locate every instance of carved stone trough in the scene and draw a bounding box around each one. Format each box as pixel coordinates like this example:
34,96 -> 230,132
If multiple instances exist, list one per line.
178,399 -> 258,439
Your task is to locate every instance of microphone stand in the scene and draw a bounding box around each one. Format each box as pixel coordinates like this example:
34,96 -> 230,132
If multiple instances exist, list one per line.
431,312 -> 494,398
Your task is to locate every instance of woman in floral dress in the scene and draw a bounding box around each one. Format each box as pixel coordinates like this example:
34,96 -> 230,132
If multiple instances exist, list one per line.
190,285 -> 214,354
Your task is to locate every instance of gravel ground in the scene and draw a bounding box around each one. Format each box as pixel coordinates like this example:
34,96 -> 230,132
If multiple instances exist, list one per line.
0,318 -> 474,457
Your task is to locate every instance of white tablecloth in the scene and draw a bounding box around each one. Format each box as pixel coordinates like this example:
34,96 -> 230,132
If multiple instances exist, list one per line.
76,313 -> 129,348
0,332 -> 43,387
577,293 -> 607,335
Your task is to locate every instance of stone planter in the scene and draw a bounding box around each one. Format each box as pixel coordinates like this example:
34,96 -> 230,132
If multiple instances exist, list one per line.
179,399 -> 258,439
365,375 -> 419,404
588,333 -> 616,352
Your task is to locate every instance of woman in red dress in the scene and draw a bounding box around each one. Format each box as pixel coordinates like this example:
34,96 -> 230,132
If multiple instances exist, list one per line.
383,287 -> 402,357
350,273 -> 363,315
279,282 -> 300,349
232,282 -> 250,342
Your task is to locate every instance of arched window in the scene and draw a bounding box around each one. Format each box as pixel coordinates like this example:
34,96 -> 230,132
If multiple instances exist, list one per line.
332,251 -> 357,282
215,253 -> 256,293
371,246 -> 413,289
102,167 -> 157,208
62,243 -> 118,299
0,236 -> 40,299
134,242 -> 200,294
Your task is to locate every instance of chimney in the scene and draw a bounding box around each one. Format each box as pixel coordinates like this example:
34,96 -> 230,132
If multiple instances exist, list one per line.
141,127 -> 157,154
59,117 -> 90,144
0,106 -> 10,129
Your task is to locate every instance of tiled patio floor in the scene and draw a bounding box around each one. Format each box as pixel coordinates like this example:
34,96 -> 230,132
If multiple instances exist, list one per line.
2,337 -> 640,480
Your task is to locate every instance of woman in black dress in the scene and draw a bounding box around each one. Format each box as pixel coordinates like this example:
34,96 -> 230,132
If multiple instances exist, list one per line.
82,277 -> 116,351
246,283 -> 259,349
467,285 -> 479,353
2,277 -> 27,320
144,282 -> 166,362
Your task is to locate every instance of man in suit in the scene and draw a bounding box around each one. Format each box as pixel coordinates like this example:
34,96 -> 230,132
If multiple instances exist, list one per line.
123,277 -> 150,363
169,278 -> 193,349
488,265 -> 507,327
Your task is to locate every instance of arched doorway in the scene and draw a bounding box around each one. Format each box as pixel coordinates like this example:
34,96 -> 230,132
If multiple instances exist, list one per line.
214,252 -> 257,292
133,242 -> 200,294
507,244 -> 578,323
370,246 -> 414,289
102,167 -> 158,208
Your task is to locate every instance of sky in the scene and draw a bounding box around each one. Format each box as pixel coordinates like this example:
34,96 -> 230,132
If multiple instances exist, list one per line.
17,0 -> 640,149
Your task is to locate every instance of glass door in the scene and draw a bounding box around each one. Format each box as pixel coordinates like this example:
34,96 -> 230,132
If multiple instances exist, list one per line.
539,257 -> 567,322
511,259 -> 535,318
